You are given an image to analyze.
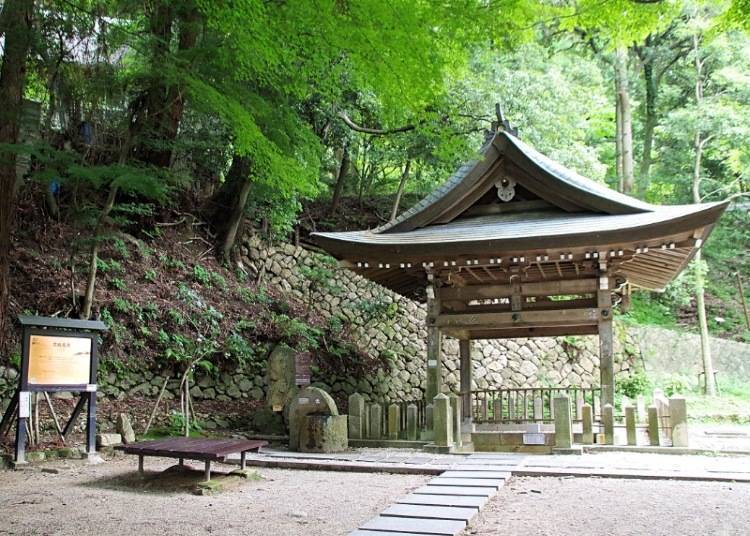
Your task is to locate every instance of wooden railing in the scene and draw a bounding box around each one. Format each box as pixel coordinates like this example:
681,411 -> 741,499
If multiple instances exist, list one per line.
469,386 -> 602,424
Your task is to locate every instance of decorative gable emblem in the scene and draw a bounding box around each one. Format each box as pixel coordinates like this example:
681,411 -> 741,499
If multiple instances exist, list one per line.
495,177 -> 516,202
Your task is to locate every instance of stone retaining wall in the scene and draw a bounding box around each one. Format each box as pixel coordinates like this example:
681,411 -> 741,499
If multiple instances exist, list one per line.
0,236 -> 640,413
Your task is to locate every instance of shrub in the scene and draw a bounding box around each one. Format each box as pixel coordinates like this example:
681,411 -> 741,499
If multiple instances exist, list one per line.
617,369 -> 651,398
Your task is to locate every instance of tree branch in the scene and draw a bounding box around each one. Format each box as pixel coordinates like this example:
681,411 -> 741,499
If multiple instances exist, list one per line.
337,112 -> 415,135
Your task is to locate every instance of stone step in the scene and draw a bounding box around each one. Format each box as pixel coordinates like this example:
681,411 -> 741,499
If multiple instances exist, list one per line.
429,477 -> 505,489
382,504 -> 476,522
413,485 -> 497,497
440,471 -> 510,479
360,516 -> 466,536
396,494 -> 487,509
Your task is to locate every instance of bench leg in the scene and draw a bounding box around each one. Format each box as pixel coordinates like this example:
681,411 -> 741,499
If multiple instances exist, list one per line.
240,451 -> 246,470
138,455 -> 144,474
204,460 -> 211,481
178,457 -> 184,466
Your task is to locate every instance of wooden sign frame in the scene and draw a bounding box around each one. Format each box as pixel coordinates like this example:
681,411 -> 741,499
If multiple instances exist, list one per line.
0,316 -> 107,465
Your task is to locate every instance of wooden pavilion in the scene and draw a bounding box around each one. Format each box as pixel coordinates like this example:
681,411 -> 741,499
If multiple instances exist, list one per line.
311,128 -> 728,421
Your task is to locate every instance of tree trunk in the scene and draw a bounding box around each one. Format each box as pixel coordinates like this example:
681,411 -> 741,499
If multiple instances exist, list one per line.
691,32 -> 716,396
0,0 -> 34,349
330,143 -> 350,212
615,47 -> 635,194
640,61 -> 657,189
390,159 -> 411,222
615,93 -> 623,191
132,3 -> 201,168
207,156 -> 252,263
80,185 -> 118,320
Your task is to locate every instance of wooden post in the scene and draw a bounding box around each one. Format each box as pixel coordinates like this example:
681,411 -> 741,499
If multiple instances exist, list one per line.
738,272 -> 750,330
459,339 -> 472,421
598,267 -> 614,408
425,279 -> 443,402
204,460 -> 211,481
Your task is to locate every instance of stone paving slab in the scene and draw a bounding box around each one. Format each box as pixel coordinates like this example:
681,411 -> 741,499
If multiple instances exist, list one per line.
350,530 -> 440,536
441,470 -> 510,479
450,463 -> 520,471
430,477 -> 505,488
414,485 -> 498,496
382,504 -> 477,522
360,516 -> 466,535
396,494 -> 487,509
458,458 -> 524,466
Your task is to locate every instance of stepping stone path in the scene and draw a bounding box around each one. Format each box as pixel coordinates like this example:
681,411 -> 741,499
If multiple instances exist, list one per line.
349,457 -> 514,535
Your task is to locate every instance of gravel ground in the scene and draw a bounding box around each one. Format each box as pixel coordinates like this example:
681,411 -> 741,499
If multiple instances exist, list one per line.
464,476 -> 750,536
0,457 -> 430,536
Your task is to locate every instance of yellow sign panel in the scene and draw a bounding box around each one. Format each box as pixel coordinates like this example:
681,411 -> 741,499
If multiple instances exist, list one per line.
28,335 -> 92,386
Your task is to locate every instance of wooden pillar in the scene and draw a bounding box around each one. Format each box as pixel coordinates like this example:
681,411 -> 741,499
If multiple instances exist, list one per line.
426,326 -> 443,401
459,339 -> 472,421
598,265 -> 614,408
425,278 -> 443,402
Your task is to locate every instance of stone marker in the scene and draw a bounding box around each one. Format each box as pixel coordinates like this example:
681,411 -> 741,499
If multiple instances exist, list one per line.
299,414 -> 348,453
448,393 -> 462,448
647,405 -> 660,446
266,344 -> 297,412
348,393 -> 366,440
369,403 -> 383,440
388,403 -> 400,440
581,403 -> 594,445
575,393 -> 584,420
426,403 -> 434,430
533,397 -> 543,421
406,404 -> 418,441
669,396 -> 689,447
433,393 -> 453,448
553,395 -> 572,449
288,386 -> 339,451
492,398 -> 502,423
602,403 -> 614,445
116,413 -> 136,444
625,405 -> 637,446
636,395 -> 646,422
96,433 -> 122,447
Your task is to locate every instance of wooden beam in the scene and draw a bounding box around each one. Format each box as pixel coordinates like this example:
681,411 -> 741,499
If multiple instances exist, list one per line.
442,325 -> 599,340
438,278 -> 599,301
441,297 -> 596,314
460,199 -> 553,217
436,307 -> 601,329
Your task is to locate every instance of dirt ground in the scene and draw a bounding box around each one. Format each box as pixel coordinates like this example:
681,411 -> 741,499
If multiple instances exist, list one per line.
464,476 -> 750,536
0,457 -> 429,536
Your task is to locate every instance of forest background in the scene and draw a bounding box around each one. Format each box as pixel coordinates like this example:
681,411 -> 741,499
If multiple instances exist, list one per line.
0,0 -> 749,404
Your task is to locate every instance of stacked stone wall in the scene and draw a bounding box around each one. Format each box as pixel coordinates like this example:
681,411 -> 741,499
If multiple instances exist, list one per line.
0,236 -> 640,411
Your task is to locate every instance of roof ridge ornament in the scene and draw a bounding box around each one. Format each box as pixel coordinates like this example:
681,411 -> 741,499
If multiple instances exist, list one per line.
494,103 -> 518,137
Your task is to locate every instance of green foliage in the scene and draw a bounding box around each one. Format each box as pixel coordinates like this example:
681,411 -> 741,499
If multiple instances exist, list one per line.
617,369 -> 651,398
144,269 -> 157,283
108,277 -> 127,291
193,264 -> 227,289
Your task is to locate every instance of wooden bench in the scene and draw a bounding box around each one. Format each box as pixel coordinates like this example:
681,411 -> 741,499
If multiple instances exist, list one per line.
118,437 -> 268,480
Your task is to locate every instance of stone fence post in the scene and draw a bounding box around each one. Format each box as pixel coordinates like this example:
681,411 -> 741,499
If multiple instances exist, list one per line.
602,404 -> 614,445
348,393 -> 365,440
669,396 -> 688,447
433,393 -> 453,448
553,395 -> 572,449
